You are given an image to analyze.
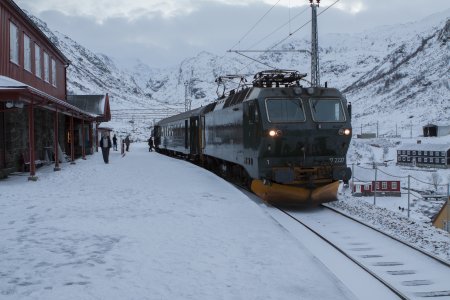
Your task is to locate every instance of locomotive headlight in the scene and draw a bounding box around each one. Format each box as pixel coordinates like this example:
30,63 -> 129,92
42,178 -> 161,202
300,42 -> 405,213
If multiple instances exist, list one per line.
339,128 -> 351,136
268,129 -> 282,137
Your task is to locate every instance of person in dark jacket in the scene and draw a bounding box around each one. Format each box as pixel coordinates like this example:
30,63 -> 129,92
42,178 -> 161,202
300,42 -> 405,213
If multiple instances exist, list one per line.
100,133 -> 112,163
112,134 -> 118,151
125,135 -> 131,152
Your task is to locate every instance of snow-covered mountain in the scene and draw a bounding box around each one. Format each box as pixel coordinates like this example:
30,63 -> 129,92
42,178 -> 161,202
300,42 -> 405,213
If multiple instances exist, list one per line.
28,9 -> 449,138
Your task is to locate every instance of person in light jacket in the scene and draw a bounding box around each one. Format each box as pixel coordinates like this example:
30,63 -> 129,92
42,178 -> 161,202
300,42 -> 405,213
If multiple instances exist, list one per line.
100,133 -> 112,164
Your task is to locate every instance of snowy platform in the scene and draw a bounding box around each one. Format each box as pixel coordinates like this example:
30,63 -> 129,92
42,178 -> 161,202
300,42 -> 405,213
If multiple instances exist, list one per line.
0,143 -> 356,300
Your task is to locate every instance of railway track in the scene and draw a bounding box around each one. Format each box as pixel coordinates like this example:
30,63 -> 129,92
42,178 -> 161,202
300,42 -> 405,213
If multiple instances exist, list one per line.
236,185 -> 450,299
270,206 -> 450,300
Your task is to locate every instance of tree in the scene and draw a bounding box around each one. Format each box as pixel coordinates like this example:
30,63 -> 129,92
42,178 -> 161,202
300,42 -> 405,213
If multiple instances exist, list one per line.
430,173 -> 442,192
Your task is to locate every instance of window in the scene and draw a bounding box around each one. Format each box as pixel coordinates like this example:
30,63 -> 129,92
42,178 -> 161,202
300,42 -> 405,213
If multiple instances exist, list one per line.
407,151 -> 410,155
382,182 -> 387,190
424,151 -> 428,156
9,21 -> 19,64
424,158 -> 428,163
44,52 -> 49,82
51,58 -> 57,86
24,34 -> 31,71
392,182 -> 397,190
441,158 -> 445,164
442,151 -> 445,156
418,151 -> 422,155
413,151 -> 416,155
35,44 -> 41,78
266,98 -> 306,123
418,157 -> 422,162
309,98 -> 345,122
375,182 -> 380,190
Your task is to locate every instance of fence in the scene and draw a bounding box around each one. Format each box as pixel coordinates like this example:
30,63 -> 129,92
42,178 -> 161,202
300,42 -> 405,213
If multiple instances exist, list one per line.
350,163 -> 450,231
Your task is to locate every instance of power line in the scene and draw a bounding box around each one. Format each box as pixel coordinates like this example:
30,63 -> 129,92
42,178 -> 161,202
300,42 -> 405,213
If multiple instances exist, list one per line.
229,0 -> 282,51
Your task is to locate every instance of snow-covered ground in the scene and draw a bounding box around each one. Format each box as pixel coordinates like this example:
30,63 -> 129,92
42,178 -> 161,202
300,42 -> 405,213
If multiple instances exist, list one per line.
1,141 -> 449,299
0,143 -> 357,300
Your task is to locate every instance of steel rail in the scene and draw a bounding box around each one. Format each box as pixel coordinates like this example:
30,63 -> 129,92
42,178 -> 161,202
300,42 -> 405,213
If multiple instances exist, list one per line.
277,207 -> 409,300
322,204 -> 450,267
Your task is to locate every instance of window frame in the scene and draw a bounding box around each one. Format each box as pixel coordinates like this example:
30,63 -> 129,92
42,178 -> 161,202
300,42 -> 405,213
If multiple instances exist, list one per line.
309,97 -> 346,123
43,51 -> 50,82
23,33 -> 32,72
35,43 -> 41,78
51,58 -> 57,87
265,97 -> 307,123
9,21 -> 19,65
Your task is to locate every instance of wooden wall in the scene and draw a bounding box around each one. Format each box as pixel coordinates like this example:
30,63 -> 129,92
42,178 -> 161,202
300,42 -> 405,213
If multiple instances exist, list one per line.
0,0 -> 68,100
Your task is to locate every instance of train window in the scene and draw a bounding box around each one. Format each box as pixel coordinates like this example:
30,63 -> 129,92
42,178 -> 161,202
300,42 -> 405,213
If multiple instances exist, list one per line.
265,98 -> 306,123
309,98 -> 345,122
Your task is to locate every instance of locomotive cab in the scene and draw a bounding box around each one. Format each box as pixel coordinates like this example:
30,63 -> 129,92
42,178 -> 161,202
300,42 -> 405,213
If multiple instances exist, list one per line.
247,72 -> 352,205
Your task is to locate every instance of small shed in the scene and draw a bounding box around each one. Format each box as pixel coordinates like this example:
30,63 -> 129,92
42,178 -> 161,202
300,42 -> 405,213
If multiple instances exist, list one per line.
423,124 -> 450,137
352,180 -> 401,197
431,200 -> 449,232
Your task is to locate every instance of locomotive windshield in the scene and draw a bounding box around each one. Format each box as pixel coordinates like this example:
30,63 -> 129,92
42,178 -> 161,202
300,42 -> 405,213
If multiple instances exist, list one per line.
265,98 -> 306,123
309,98 -> 346,122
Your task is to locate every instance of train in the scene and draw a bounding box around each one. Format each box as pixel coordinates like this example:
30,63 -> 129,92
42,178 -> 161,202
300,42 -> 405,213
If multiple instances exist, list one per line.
154,69 -> 352,207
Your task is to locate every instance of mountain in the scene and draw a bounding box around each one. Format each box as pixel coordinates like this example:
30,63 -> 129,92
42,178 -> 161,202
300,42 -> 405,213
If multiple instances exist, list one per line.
28,10 -> 449,139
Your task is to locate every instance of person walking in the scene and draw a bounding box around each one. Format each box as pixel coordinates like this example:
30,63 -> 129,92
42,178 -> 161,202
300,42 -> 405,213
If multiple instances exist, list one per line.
112,134 -> 118,151
148,136 -> 154,152
125,135 -> 131,152
99,133 -> 112,164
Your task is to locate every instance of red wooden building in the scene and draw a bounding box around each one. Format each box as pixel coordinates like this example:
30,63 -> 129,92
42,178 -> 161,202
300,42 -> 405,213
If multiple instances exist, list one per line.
0,0 -> 110,180
352,180 -> 401,197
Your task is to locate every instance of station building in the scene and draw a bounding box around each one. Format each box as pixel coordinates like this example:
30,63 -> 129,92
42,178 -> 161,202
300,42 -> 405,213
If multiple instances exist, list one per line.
0,0 -> 110,180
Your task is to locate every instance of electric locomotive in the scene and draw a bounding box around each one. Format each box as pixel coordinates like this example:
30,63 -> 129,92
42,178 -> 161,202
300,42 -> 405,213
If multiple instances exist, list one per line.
155,69 -> 352,206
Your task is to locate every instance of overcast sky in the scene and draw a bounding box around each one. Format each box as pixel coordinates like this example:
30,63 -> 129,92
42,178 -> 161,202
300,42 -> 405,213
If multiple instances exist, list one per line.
15,0 -> 450,68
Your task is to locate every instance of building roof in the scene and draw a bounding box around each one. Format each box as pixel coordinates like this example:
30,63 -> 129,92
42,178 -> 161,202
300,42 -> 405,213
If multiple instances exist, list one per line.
4,0 -> 70,64
0,76 -> 95,118
397,143 -> 450,152
67,94 -> 111,122
423,123 -> 450,128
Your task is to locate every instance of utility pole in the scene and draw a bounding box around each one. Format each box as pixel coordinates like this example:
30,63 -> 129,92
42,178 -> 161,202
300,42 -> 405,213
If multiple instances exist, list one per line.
310,0 -> 320,87
376,121 -> 379,138
184,69 -> 194,112
373,166 -> 377,206
184,81 -> 190,112
407,175 -> 411,218
410,121 -> 413,138
447,183 -> 449,233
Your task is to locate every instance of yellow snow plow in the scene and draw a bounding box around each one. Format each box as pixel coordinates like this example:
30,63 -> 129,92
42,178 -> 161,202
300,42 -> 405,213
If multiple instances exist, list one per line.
251,179 -> 340,207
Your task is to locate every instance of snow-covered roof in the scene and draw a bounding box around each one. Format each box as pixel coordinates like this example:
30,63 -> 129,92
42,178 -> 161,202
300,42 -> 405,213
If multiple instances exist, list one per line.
0,76 -> 28,88
67,94 -> 107,115
397,143 -> 450,151
0,76 -> 96,118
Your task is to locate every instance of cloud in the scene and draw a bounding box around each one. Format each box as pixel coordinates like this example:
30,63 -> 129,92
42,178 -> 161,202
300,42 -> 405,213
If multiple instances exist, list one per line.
14,0 -> 450,68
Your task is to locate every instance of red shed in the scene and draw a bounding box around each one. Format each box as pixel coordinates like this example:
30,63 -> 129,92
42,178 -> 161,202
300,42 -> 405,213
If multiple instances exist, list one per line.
352,180 -> 401,197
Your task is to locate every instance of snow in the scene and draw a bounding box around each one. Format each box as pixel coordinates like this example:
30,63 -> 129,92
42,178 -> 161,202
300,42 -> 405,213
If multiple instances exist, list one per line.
0,143 -> 356,300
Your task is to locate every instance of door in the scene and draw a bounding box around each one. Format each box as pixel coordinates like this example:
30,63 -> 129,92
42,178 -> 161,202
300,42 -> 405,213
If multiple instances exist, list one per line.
243,101 -> 260,150
190,117 -> 199,155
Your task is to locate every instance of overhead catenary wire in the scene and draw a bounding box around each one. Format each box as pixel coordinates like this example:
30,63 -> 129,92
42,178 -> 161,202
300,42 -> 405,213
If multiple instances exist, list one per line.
229,0 -> 282,51
234,0 -> 340,74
